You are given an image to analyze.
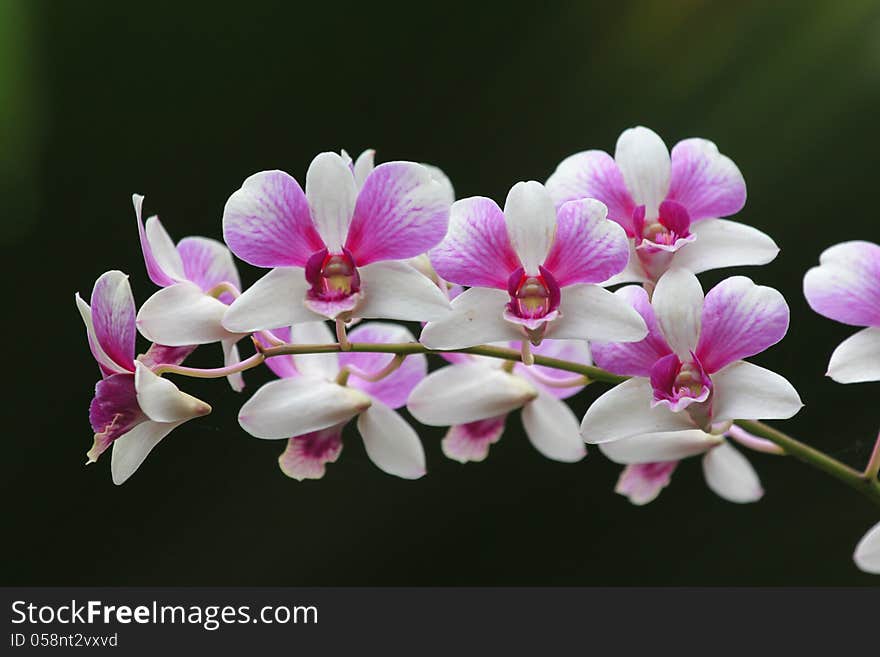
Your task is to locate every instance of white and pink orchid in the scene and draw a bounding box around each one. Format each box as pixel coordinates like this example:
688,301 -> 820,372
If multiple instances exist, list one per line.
582,268 -> 802,444
546,126 -> 778,283
424,181 -> 648,350
221,151 -> 453,332
240,321 -> 428,480
854,520 -> 880,574
407,340 -> 591,463
803,240 -> 880,383
75,270 -> 211,484
131,194 -> 247,391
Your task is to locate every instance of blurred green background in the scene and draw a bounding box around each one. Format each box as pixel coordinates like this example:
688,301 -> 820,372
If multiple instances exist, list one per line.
4,0 -> 880,585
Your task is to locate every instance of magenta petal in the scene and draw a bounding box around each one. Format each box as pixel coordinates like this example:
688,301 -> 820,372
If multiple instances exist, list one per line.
133,195 -> 180,287
658,200 -> 691,236
543,199 -> 630,286
139,344 -> 196,369
803,241 -> 880,327
254,327 -> 299,379
87,373 -> 147,462
278,425 -> 344,481
341,323 -> 427,409
91,271 -> 136,372
615,461 -> 678,505
222,170 -> 325,268
442,415 -> 507,463
667,138 -> 746,221
177,237 -> 241,298
546,150 -> 638,235
430,196 -> 520,289
345,162 -> 451,265
696,276 -> 789,373
590,285 -> 673,376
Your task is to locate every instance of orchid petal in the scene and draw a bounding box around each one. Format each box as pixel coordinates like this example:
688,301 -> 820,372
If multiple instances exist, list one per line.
357,400 -> 426,479
542,198 -> 630,286
286,320 -> 339,380
222,338 -> 245,392
615,462 -> 679,505
667,138 -> 746,221
517,339 -> 592,400
422,162 -> 455,205
854,520 -> 880,574
133,194 -> 185,286
580,378 -> 695,444
827,327 -> 880,383
419,287 -> 523,350
356,260 -> 452,322
652,267 -> 703,359
137,282 -> 236,346
353,149 -> 375,189
521,391 -> 586,462
278,425 -> 344,481
306,152 -> 357,252
77,270 -> 136,374
711,361 -> 803,423
134,362 -> 211,423
222,170 -> 324,267
238,377 -> 369,439
441,415 -> 507,463
701,442 -> 763,503
696,276 -> 789,373
546,284 -> 648,342
672,219 -> 779,274
87,374 -> 146,463
346,162 -> 451,264
110,419 -> 183,485
803,241 -> 880,327
599,429 -> 721,464
222,267 -> 323,333
407,362 -> 537,426
429,196 -> 520,289
177,236 -> 241,295
503,181 -> 557,274
614,126 -> 670,218
545,150 -> 637,234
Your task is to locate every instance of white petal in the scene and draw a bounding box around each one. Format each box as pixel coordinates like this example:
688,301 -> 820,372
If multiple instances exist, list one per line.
305,152 -> 357,251
711,361 -> 803,422
357,400 -> 426,479
547,283 -> 648,342
137,282 -> 235,346
238,377 -> 369,439
599,429 -> 721,464
580,377 -> 695,443
827,327 -> 880,384
134,362 -> 212,423
222,267 -> 323,333
110,420 -> 182,485
407,362 -> 537,425
853,520 -> 880,574
353,149 -> 375,189
701,442 -> 763,503
503,181 -> 557,274
144,215 -> 186,281
420,287 -> 523,350
356,261 -> 451,322
222,338 -> 244,392
614,126 -> 670,217
290,321 -> 339,380
74,293 -> 130,375
652,267 -> 704,358
422,162 -> 455,204
521,391 -> 586,462
672,219 -> 779,274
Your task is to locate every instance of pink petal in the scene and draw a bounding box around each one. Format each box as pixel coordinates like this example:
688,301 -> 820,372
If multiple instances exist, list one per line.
177,237 -> 241,299
615,461 -> 678,505
345,162 -> 451,265
696,276 -> 789,374
87,373 -> 146,463
90,270 -> 136,372
545,150 -> 637,235
340,323 -> 427,409
667,138 -> 746,222
803,241 -> 880,327
255,327 -> 299,379
590,285 -> 673,376
132,194 -> 184,287
441,415 -> 507,463
139,344 -> 196,369
543,198 -> 630,286
222,170 -> 325,267
278,425 -> 344,481
429,196 -> 520,288
515,338 -> 592,400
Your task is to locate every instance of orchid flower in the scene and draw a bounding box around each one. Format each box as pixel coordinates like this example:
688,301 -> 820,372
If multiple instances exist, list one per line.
803,241 -> 880,383
546,126 -> 778,283
854,520 -> 880,574
407,340 -> 591,463
239,321 -> 428,480
581,268 -> 802,444
423,181 -> 648,352
75,270 -> 211,484
130,194 -> 247,391
607,423 -> 783,505
221,151 -> 453,333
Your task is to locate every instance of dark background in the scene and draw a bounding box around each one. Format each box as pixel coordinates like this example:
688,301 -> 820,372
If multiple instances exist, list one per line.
3,0 -> 880,585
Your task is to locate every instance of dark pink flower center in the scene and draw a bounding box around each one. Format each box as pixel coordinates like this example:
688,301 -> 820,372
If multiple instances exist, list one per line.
650,352 -> 712,412
305,248 -> 361,302
633,200 -> 692,248
506,265 -> 561,320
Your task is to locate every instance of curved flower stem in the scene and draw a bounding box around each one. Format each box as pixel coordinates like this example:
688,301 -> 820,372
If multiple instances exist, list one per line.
336,319 -> 351,351
153,351 -> 264,378
348,354 -> 406,382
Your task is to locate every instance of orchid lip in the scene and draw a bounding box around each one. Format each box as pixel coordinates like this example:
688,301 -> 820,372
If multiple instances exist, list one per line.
650,353 -> 713,413
505,265 -> 561,322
